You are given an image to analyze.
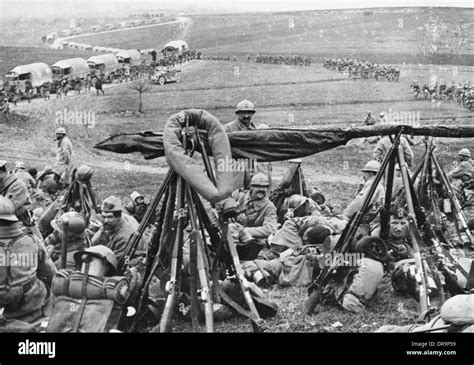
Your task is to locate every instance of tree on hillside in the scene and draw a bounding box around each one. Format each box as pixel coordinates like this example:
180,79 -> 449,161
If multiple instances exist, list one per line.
129,79 -> 150,113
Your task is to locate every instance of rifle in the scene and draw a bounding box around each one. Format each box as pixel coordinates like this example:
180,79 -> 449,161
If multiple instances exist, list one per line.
303,132 -> 402,315
61,218 -> 69,269
431,153 -> 473,247
398,145 -> 430,315
194,123 -> 266,332
159,175 -> 186,332
118,167 -> 175,274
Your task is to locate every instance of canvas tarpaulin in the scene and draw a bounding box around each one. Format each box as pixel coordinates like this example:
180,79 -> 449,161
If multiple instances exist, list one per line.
163,109 -> 234,204
95,124 -> 474,163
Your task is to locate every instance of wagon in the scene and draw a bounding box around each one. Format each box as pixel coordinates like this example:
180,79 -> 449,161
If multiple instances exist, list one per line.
116,49 -> 142,67
51,58 -> 90,82
87,54 -> 120,82
4,62 -> 52,94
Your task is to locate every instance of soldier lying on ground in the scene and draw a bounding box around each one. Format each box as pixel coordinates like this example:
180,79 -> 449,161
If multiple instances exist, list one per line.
240,194 -> 346,288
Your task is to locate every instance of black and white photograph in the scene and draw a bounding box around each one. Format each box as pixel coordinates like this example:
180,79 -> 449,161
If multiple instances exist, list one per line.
0,0 -> 473,362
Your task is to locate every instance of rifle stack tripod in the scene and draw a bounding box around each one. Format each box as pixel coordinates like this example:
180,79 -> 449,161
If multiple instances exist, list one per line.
116,121 -> 266,333
304,130 -> 473,320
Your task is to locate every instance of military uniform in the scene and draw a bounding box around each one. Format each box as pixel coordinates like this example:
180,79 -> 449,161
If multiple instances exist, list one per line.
54,134 -> 73,185
0,173 -> 32,215
232,190 -> 277,243
343,176 -> 385,234
373,136 -> 414,168
92,215 -> 138,263
15,170 -> 37,196
0,198 -> 56,323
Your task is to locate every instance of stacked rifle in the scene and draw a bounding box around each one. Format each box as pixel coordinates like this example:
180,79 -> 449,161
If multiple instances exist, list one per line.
117,121 -> 267,333
303,132 -> 473,321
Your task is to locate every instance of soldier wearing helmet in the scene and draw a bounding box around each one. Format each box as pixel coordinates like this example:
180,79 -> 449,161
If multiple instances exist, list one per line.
224,99 -> 257,133
53,127 -> 73,188
0,196 -> 56,325
363,111 -> 376,126
124,191 -> 149,223
45,212 -> 88,270
241,193 -> 345,288
0,160 -> 33,228
14,161 -> 36,196
448,148 -> 473,181
373,136 -> 413,169
92,196 -> 142,263
230,173 -> 277,259
343,160 -> 385,236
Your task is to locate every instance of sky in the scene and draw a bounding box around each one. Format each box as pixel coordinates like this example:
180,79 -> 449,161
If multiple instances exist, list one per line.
1,0 -> 472,17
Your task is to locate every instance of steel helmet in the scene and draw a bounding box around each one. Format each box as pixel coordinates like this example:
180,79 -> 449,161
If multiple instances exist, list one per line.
55,127 -> 66,135
458,148 -> 471,158
75,165 -> 93,182
287,194 -> 309,211
51,211 -> 87,236
15,161 -> 25,170
379,112 -> 385,117
0,196 -> 18,222
73,245 -> 118,274
235,99 -> 255,114
101,196 -> 123,213
361,160 -> 381,173
41,178 -> 60,195
250,173 -> 270,187
130,191 -> 143,202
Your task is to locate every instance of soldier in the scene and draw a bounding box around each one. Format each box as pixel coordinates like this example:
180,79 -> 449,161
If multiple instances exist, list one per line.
45,212 -> 88,270
343,160 -> 385,237
92,196 -> 141,263
448,148 -> 473,180
0,160 -> 33,227
379,112 -> 387,124
95,77 -> 104,95
53,127 -> 73,188
14,161 -> 36,196
1,97 -> 10,121
363,111 -> 376,126
124,191 -> 149,223
231,173 -> 277,260
224,99 -> 257,132
0,196 -> 56,324
373,135 -> 414,169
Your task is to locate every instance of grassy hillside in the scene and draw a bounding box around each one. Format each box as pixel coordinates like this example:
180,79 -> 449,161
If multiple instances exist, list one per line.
71,22 -> 183,50
183,8 -> 474,65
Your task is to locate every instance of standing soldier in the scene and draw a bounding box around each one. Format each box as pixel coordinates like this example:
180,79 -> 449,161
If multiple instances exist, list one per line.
1,98 -> 9,121
363,111 -> 376,126
224,99 -> 257,133
0,196 -> 56,326
95,77 -> 104,95
53,127 -> 73,188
